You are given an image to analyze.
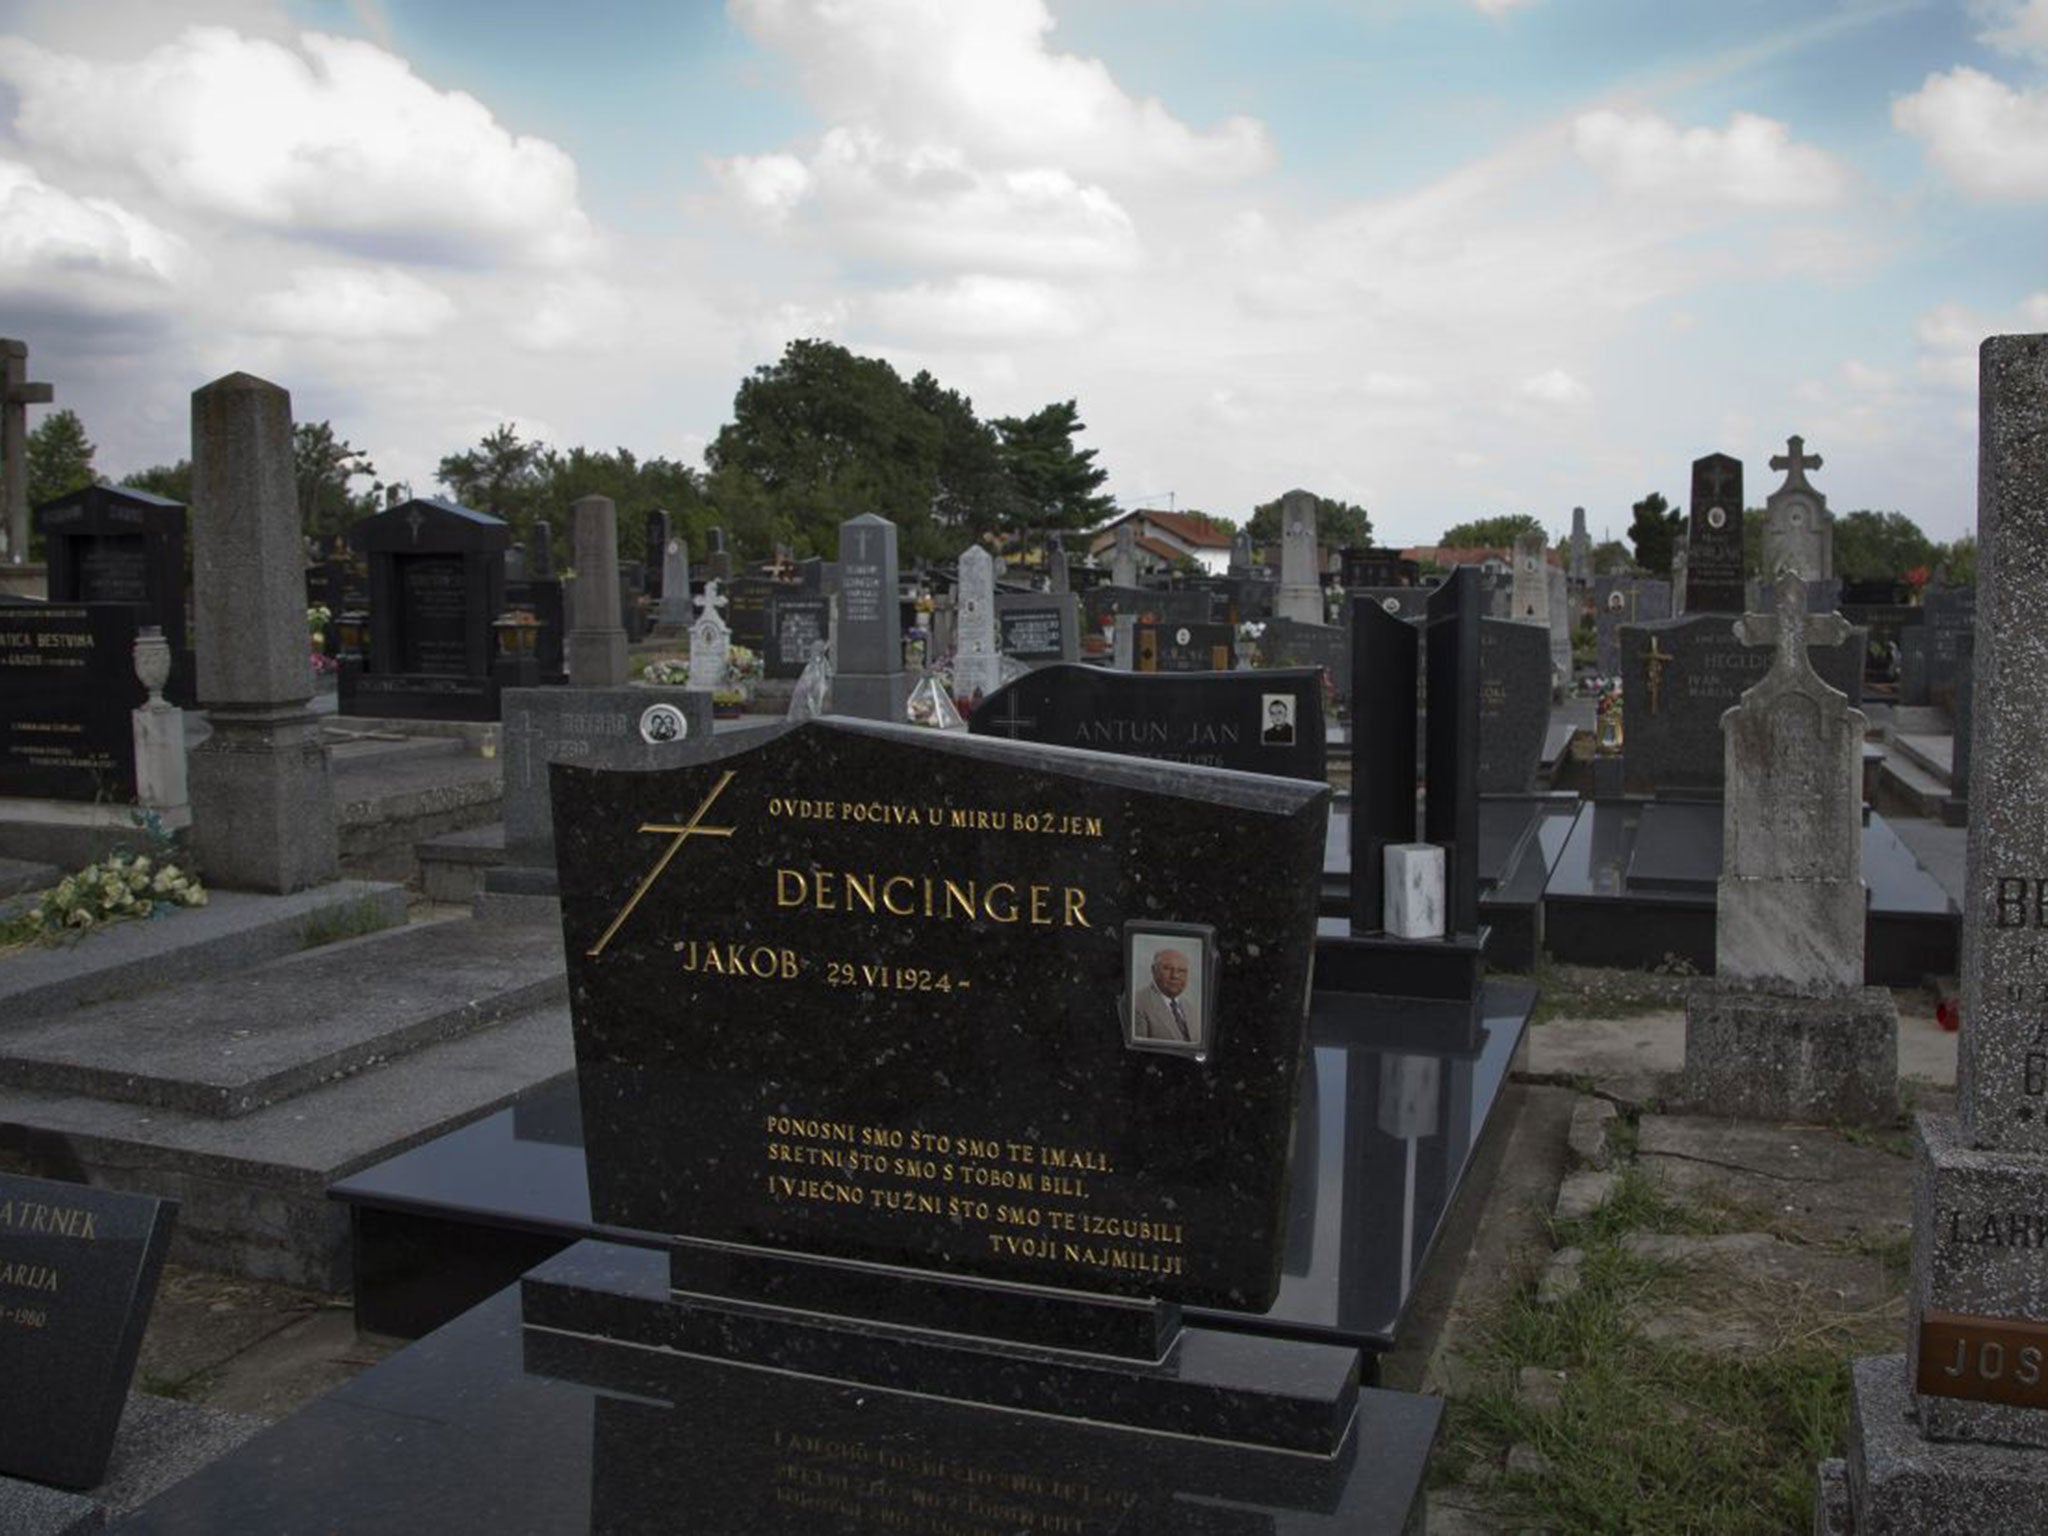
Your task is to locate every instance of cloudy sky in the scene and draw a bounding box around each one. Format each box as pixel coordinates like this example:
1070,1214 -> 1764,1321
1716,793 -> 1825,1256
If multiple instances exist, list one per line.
2,0 -> 2043,548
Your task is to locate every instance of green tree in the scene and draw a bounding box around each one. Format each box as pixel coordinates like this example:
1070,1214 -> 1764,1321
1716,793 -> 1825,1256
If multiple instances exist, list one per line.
1247,493 -> 1372,549
704,339 -> 944,559
1626,492 -> 1682,577
908,370 -> 1020,542
992,400 -> 1114,535
27,408 -> 96,508
1831,509 -> 1937,585
1937,534 -> 1978,587
436,424 -> 548,542
121,461 -> 192,504
531,445 -> 708,561
1589,537 -> 1632,576
294,421 -> 379,538
1439,513 -> 1539,549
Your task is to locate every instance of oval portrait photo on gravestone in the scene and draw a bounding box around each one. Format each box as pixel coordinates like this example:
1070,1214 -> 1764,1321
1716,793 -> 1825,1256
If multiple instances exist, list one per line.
1122,921 -> 1215,1058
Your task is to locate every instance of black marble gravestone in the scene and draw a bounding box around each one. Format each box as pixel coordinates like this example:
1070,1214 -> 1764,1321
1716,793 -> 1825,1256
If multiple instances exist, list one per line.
1477,618 -> 1550,794
34,484 -> 192,704
1257,616 -> 1351,707
722,575 -> 775,652
342,497 -> 510,722
1683,452 -> 1745,613
0,604 -> 144,801
0,1173 -> 175,1490
994,592 -> 1077,663
968,662 -> 1326,782
1134,619 -> 1235,672
764,590 -> 831,679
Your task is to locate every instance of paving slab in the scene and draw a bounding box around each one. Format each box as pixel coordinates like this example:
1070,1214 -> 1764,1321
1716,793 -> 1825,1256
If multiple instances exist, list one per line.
0,882 -> 406,1023
0,917 -> 566,1116
1634,1115 -> 1913,1244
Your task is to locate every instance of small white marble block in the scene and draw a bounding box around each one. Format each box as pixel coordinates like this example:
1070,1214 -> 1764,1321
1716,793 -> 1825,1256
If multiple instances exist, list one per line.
1383,843 -> 1446,939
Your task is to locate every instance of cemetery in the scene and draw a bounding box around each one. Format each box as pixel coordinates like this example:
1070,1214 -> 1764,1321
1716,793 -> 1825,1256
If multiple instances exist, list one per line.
0,323 -> 2026,1535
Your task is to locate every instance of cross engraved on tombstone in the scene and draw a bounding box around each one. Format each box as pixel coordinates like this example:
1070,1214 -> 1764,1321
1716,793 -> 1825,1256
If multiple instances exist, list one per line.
985,693 -> 1039,739
1642,635 -> 1675,715
507,708 -> 549,791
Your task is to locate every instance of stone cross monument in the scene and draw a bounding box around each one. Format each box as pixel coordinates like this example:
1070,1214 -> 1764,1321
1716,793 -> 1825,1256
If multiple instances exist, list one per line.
1110,521 -> 1138,587
1830,330 -> 2048,1532
951,544 -> 1002,705
686,580 -> 731,692
1762,434 -> 1832,581
1,338 -> 54,564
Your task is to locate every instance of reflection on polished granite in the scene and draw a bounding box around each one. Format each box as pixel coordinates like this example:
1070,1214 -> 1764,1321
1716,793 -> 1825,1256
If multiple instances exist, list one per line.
333,984 -> 1534,1362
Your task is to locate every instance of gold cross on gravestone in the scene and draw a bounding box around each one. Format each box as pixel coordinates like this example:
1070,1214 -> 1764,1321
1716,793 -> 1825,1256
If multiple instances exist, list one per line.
2,338 -> 55,565
1733,566 -> 1850,680
1769,434 -> 1823,493
587,771 -> 739,957
1643,635 -> 1675,715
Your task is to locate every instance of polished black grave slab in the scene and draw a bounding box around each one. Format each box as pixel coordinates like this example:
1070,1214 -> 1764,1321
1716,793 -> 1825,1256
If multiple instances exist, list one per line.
331,982 -> 1532,1362
1541,798 -> 1958,983
111,1260 -> 1440,1534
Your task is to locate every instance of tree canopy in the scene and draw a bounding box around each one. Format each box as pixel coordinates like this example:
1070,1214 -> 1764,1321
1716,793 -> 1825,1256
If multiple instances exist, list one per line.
1439,513 -> 1539,549
27,407 -> 96,509
1626,492 -> 1682,577
992,400 -> 1114,536
1831,509 -> 1938,584
435,424 -> 706,555
1249,494 -> 1372,548
295,421 -> 380,537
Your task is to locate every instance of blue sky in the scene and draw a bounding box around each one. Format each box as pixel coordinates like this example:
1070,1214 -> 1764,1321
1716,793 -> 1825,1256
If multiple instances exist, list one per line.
2,0 -> 2044,548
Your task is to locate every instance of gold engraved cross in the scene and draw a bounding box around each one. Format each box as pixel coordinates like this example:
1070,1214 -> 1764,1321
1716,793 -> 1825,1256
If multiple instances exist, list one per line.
587,770 -> 738,958
1644,637 -> 1675,716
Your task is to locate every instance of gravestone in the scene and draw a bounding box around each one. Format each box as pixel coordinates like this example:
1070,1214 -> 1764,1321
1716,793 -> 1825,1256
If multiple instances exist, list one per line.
0,338 -> 53,563
763,590 -> 830,680
1683,453 -> 1745,612
1110,520 -> 1138,587
1669,542 -> 1687,615
1593,576 -> 1673,673
0,1173 -> 176,1490
1276,489 -> 1324,625
722,576 -> 774,654
1547,564 -> 1572,693
342,496 -> 510,721
995,590 -> 1078,664
1509,530 -> 1548,623
1922,584 -> 1977,713
641,510 -> 668,602
1619,610 -> 1863,798
1082,585 -> 1214,634
1477,618 -> 1550,794
1229,529 -> 1252,578
1569,504 -> 1589,584
186,372 -> 338,892
970,662 -> 1326,781
830,513 -> 909,722
1762,434 -> 1832,580
685,581 -> 730,693
530,519 -> 555,580
35,484 -> 192,699
951,545 -> 1002,705
1256,615 -> 1350,706
1353,587 -> 1430,622
704,525 -> 731,582
1134,620 -> 1235,672
0,604 -> 143,800
498,687 -> 715,867
565,495 -> 628,689
1682,569 -> 1896,1123
657,533 -> 691,628
1833,332 -> 2048,1529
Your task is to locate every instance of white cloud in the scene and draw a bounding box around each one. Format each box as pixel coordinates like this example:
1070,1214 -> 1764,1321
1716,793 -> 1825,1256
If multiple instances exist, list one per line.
1979,0 -> 2048,58
1894,67 -> 2048,201
863,275 -> 1088,346
1572,109 -> 1849,206
0,157 -> 185,282
1519,367 -> 1591,405
1474,0 -> 1540,14
248,265 -> 455,340
0,27 -> 595,265
728,0 -> 1270,186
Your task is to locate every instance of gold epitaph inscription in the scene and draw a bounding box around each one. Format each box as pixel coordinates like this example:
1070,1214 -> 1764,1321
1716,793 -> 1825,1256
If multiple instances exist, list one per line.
1917,1310 -> 2048,1407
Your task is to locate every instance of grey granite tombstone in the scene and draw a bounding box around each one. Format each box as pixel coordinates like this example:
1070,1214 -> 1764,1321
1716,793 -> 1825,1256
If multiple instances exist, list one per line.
996,591 -> 1079,664
566,495 -> 628,687
1230,529 -> 1252,579
643,510 -> 669,599
185,373 -> 338,892
1682,568 -> 1896,1123
1256,616 -> 1350,706
952,544 -> 1003,704
1669,542 -> 1687,616
705,525 -> 732,582
530,519 -> 555,580
1477,617 -> 1550,793
1593,577 -> 1673,674
1110,521 -> 1138,588
1831,331 -> 2048,1530
685,581 -> 731,693
1922,584 -> 1977,713
1046,532 -> 1068,594
1276,489 -> 1323,625
1509,530 -> 1548,624
1684,452 -> 1745,613
831,513 -> 909,722
1547,565 -> 1572,694
1569,505 -> 1589,585
658,535 -> 692,627
1762,434 -> 1832,581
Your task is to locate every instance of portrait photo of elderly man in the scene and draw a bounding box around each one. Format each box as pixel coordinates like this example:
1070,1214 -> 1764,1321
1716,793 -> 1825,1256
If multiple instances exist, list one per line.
1125,926 -> 1212,1055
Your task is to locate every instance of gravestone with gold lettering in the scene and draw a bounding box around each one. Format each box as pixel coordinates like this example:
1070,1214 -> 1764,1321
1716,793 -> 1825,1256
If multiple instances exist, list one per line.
0,1173 -> 175,1490
1831,333 -> 2048,1531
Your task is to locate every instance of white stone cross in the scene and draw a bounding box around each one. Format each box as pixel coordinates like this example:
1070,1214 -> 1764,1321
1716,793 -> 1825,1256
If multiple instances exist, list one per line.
1734,566 -> 1849,682
695,579 -> 727,621
1769,434 -> 1823,493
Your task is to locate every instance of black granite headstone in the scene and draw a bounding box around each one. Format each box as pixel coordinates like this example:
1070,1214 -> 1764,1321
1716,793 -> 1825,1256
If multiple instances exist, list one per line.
968,662 -> 1326,781
36,485 -> 190,680
344,497 -> 510,721
994,593 -> 1076,663
1425,568 -> 1482,934
1477,618 -> 1550,794
723,576 -> 775,652
1256,617 -> 1351,705
552,719 -> 1328,1310
0,603 -> 143,801
1922,585 -> 1976,713
1684,452 -> 1745,613
764,591 -> 831,679
0,1172 -> 175,1489
1082,585 -> 1215,635
1134,620 -> 1235,672
1348,596 -> 1419,933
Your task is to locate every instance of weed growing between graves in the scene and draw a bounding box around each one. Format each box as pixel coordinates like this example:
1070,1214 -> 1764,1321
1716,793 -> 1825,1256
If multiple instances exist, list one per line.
1516,957 -> 1695,1026
1439,1167 -> 1877,1534
297,895 -> 398,950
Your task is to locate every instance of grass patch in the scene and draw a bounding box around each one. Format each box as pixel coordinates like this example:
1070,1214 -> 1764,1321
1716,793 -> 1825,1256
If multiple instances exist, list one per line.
1513,957 -> 1698,1027
1446,1166 -> 1865,1534
298,896 -> 396,951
